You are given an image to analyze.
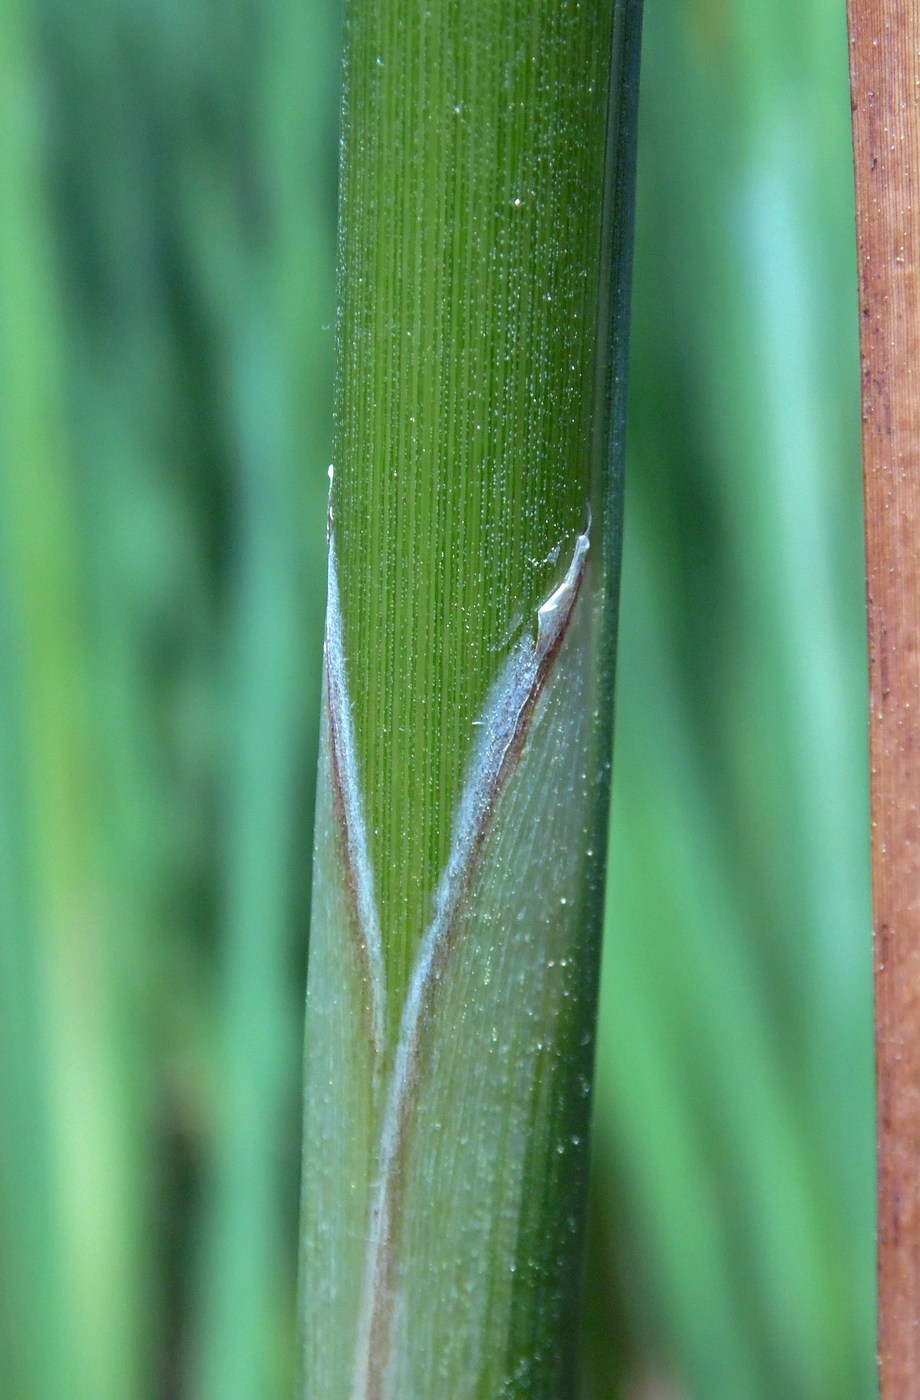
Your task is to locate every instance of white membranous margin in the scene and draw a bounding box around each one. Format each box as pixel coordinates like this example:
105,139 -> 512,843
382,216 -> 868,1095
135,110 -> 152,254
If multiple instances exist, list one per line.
324,517 -> 591,1400
325,518 -> 387,1058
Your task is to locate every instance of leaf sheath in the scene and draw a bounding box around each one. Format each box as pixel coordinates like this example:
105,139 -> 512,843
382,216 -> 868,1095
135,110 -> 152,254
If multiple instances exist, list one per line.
298,1 -> 642,1394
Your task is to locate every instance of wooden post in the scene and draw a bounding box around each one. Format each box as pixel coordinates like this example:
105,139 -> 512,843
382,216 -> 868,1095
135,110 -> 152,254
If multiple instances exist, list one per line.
848,3 -> 920,1393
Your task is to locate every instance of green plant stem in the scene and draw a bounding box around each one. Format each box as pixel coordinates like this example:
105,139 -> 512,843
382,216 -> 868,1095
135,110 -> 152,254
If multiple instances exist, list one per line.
185,9 -> 336,1398
0,3 -> 142,1397
298,1 -> 641,1394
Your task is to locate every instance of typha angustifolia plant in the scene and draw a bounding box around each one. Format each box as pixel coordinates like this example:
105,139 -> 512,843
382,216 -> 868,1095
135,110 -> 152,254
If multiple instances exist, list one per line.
297,0 -> 643,1394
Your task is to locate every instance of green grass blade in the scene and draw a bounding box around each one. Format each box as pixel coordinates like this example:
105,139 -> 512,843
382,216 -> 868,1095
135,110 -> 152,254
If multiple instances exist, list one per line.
0,3 -> 144,1396
299,0 -> 642,1392
590,0 -> 873,1391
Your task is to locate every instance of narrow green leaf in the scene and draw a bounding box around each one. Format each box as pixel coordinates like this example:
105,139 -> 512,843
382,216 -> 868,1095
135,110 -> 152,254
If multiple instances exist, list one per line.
330,0 -> 638,1005
0,2 -> 144,1396
299,0 -> 642,1393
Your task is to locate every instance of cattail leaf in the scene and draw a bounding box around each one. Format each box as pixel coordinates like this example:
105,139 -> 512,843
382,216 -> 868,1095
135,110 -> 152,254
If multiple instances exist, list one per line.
299,0 -> 642,1393
362,567 -> 607,1399
299,708 -> 382,1398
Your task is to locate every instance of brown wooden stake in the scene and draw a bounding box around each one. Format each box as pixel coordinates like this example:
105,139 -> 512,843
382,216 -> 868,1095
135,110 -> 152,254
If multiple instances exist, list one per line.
849,3 -> 920,1393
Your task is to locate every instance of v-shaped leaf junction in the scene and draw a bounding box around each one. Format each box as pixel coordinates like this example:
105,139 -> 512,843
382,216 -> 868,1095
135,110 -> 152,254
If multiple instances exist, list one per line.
322,521 -> 590,1400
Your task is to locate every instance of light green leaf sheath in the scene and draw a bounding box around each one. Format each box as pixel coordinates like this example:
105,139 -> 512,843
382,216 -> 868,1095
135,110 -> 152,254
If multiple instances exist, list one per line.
298,0 -> 641,1395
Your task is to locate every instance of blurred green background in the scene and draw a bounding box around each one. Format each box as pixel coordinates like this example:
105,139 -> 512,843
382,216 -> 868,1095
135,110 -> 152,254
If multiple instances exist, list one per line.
0,0 -> 873,1397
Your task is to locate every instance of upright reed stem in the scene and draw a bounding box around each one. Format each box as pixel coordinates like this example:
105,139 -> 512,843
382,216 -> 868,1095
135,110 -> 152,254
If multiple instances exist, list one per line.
298,3 -> 642,1394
